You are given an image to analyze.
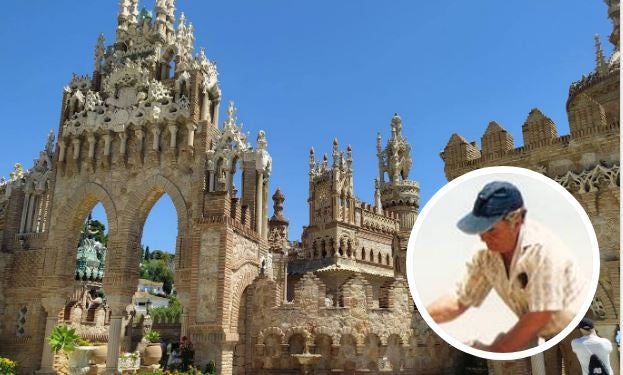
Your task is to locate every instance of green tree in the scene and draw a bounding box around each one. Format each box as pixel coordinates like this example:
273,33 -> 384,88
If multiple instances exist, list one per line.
140,258 -> 174,295
144,246 -> 150,261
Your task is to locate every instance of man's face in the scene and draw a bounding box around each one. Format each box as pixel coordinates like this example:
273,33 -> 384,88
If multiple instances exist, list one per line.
479,217 -> 522,254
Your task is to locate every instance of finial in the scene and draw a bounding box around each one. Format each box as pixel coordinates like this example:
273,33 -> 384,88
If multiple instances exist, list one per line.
595,33 -> 607,74
94,33 -> 105,72
391,113 -> 402,136
271,188 -> 288,223
46,130 -> 55,154
332,138 -> 339,167
178,12 -> 186,31
256,130 -> 267,151
225,101 -> 236,126
322,153 -> 329,170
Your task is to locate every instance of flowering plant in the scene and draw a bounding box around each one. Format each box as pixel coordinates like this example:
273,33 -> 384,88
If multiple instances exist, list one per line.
0,357 -> 17,374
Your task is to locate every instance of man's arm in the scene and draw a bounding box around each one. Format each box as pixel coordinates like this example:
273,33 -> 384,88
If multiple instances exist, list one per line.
475,311 -> 553,352
427,294 -> 469,323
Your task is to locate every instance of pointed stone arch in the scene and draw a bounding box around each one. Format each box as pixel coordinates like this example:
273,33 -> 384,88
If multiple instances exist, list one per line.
48,181 -> 118,284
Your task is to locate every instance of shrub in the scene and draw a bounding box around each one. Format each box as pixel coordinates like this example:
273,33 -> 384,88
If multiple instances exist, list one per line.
0,357 -> 17,374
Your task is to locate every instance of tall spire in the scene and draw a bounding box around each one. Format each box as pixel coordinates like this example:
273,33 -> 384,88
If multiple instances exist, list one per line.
94,33 -> 105,72
595,34 -> 608,74
332,138 -> 339,168
116,0 -> 132,40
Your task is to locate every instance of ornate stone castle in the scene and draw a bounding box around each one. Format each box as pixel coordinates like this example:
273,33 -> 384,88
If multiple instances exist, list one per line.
0,1 -> 457,374
441,0 -> 620,373
0,1 -> 618,374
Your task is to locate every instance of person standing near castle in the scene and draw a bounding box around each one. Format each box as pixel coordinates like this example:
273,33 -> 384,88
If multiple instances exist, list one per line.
426,181 -> 583,352
572,318 -> 613,375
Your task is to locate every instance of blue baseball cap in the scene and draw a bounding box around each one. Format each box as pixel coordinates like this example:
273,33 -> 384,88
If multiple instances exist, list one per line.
457,181 -> 524,234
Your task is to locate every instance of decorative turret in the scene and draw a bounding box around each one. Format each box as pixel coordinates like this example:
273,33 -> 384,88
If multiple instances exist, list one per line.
568,93 -> 608,136
58,0 -> 222,179
268,188 -> 289,251
595,34 -> 608,75
205,101 -> 272,236
308,139 -> 355,226
376,113 -> 419,232
522,108 -> 558,147
480,121 -> 514,158
604,0 -> 620,48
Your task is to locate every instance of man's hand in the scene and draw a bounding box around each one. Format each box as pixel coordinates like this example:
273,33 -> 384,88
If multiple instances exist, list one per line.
486,311 -> 553,352
427,295 -> 469,324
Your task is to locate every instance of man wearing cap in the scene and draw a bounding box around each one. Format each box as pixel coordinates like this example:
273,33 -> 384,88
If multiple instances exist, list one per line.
426,181 -> 583,352
572,317 -> 613,375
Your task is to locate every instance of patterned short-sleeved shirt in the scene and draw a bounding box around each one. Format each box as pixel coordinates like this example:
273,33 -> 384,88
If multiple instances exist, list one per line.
455,220 -> 585,338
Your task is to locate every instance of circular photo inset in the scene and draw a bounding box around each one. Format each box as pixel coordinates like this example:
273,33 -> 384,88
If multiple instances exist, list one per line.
406,166 -> 599,361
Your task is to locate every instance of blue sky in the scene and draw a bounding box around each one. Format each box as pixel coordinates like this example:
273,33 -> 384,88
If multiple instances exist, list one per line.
0,1 -> 613,252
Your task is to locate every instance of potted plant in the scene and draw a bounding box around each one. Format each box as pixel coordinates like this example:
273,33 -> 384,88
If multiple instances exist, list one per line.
47,325 -> 96,374
142,330 -> 162,366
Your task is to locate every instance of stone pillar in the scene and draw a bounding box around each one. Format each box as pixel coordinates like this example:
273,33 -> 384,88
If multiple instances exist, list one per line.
256,172 -> 264,234
530,352 -> 546,375
201,93 -> 211,121
38,296 -> 65,374
118,132 -> 127,155
213,99 -> 221,127
19,192 -> 30,233
87,133 -> 96,159
72,137 -> 81,160
168,122 -> 178,149
135,128 -> 144,153
186,122 -> 197,147
106,315 -> 123,374
37,316 -> 60,374
26,193 -> 37,232
180,312 -> 189,338
58,140 -> 66,162
105,297 -> 131,375
103,133 -> 112,156
152,127 -> 161,151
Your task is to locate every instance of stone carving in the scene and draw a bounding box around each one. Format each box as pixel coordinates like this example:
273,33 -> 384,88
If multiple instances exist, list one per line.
197,230 -> 220,323
231,234 -> 260,270
554,163 -> 620,193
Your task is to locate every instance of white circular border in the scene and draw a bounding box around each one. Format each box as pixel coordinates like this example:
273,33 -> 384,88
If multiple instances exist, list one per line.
405,166 -> 600,361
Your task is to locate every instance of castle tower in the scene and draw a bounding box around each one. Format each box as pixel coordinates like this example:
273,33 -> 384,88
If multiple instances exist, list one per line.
376,114 -> 419,232
307,138 -> 356,227
376,113 -> 420,276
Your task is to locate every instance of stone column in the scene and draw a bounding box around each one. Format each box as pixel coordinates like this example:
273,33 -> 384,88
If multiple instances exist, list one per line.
103,133 -> 112,156
135,129 -> 144,153
201,93 -> 212,121
87,133 -> 96,159
118,132 -> 127,155
530,352 -> 546,375
152,127 -> 161,151
38,296 -> 65,374
26,194 -> 37,232
106,315 -> 123,374
186,122 -> 197,147
37,316 -> 60,374
72,137 -> 81,160
255,171 -> 264,235
180,312 -> 189,338
19,192 -> 31,233
168,122 -> 178,149
213,99 -> 221,127
58,140 -> 66,162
